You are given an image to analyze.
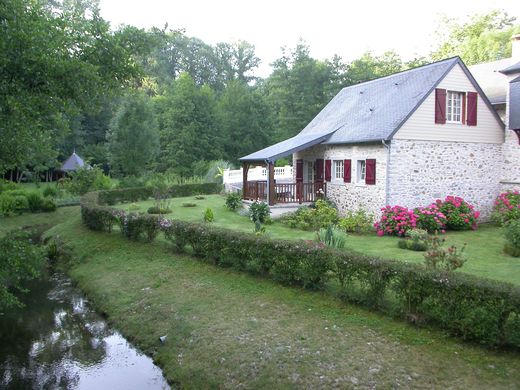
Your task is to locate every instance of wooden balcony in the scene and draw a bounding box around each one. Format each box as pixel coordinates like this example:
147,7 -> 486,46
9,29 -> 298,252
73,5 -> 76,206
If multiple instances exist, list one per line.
244,181 -> 326,204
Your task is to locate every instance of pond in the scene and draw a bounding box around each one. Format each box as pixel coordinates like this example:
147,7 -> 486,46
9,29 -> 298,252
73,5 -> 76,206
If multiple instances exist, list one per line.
0,273 -> 170,389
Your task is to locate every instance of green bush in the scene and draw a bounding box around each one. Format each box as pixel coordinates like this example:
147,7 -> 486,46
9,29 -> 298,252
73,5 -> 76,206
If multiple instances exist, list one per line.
65,166 -> 112,195
492,191 -> 520,226
12,195 -> 29,214
182,203 -> 197,207
117,175 -> 147,189
26,191 -> 44,212
42,186 -> 58,198
249,201 -> 270,224
338,209 -> 373,233
398,229 -> 430,251
316,225 -> 347,249
0,179 -> 18,193
424,235 -> 466,271
147,206 -> 171,214
281,199 -> 338,231
40,198 -> 57,212
0,230 -> 45,310
504,220 -> 520,257
225,192 -> 242,211
203,208 -> 215,223
0,194 -> 16,216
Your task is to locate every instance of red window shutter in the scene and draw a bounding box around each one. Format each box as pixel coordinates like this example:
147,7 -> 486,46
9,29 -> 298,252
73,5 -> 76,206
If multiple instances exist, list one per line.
325,160 -> 332,182
315,159 -> 324,182
343,159 -> 351,183
435,88 -> 446,124
461,93 -> 467,125
296,159 -> 303,182
467,92 -> 478,126
365,159 -> 376,185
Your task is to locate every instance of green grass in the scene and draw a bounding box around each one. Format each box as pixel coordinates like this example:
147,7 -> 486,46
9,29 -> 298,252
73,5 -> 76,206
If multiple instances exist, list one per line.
117,195 -> 520,285
0,206 -> 80,236
41,213 -> 520,388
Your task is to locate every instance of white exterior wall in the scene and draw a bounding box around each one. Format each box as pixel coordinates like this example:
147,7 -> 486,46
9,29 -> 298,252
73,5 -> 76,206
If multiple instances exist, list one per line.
394,63 -> 504,144
388,139 -> 502,220
293,143 -> 388,217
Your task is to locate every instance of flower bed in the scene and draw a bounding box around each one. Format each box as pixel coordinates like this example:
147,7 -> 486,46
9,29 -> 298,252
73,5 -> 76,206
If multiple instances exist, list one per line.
492,191 -> 520,226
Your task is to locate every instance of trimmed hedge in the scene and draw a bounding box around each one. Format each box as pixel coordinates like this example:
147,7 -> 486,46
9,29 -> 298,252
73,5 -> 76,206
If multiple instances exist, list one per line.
97,183 -> 222,205
80,187 -> 520,348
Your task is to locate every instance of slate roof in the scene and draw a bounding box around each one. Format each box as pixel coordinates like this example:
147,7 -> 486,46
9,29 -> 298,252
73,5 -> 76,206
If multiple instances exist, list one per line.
60,152 -> 86,171
240,57 -> 502,162
500,61 -> 520,75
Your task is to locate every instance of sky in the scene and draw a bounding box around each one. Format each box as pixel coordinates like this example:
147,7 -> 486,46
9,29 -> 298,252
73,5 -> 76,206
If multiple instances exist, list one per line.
99,0 -> 520,77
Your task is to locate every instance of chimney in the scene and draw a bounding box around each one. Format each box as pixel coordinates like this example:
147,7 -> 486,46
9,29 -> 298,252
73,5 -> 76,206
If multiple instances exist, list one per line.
512,34 -> 520,61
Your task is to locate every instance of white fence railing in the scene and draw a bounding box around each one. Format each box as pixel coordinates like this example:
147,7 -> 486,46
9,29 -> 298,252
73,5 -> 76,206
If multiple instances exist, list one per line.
223,165 -> 293,184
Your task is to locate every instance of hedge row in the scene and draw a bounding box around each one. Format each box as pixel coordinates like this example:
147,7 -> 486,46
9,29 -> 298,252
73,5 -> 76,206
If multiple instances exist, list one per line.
97,183 -> 222,205
80,189 -> 520,348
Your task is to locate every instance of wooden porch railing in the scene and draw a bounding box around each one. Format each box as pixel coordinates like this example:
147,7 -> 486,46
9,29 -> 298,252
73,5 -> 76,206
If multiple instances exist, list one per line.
244,181 -> 326,204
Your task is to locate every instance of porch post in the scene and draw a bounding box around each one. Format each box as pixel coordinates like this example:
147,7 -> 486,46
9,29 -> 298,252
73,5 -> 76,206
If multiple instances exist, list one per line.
242,162 -> 249,200
268,161 -> 275,206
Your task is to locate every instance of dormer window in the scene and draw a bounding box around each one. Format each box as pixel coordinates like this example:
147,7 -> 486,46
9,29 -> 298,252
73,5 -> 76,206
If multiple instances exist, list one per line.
447,91 -> 464,123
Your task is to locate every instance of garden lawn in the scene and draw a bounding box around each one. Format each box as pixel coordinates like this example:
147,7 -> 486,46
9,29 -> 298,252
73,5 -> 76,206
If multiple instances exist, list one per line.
0,206 -> 80,236
46,213 -> 520,388
117,195 -> 520,285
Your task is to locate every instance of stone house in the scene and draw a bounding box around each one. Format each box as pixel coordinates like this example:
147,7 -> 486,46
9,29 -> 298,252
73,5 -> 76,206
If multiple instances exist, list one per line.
240,43 -> 520,219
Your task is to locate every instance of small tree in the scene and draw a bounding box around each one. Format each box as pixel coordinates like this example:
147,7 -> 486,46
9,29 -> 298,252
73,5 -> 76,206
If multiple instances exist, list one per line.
107,93 -> 159,177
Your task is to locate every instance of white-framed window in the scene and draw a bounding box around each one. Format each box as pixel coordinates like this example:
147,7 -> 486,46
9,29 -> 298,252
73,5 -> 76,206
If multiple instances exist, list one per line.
447,91 -> 464,123
357,160 -> 366,183
333,160 -> 343,180
306,161 -> 314,182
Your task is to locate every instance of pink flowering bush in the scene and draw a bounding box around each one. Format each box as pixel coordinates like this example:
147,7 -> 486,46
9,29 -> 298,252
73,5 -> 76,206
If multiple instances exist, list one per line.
374,205 -> 417,236
414,204 -> 447,233
435,196 -> 479,230
491,190 -> 520,226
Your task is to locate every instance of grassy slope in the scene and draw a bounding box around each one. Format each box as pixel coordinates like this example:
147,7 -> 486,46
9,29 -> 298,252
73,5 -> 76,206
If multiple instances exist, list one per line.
116,195 -> 520,285
45,212 -> 520,388
0,206 -> 80,236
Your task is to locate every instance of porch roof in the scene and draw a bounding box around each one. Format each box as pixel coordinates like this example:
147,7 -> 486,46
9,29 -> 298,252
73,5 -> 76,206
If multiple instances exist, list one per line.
239,130 -> 335,162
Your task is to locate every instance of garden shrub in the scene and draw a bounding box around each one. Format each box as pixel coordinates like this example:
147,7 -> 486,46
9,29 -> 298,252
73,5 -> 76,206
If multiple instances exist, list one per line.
117,175 -> 147,189
40,198 -> 57,212
195,195 -> 205,200
338,209 -> 373,233
436,196 -> 479,230
374,205 -> 417,236
0,194 -> 16,216
281,199 -> 338,231
203,208 -> 215,223
42,186 -> 58,198
225,191 -> 242,211
147,206 -> 171,214
414,204 -> 447,233
504,219 -> 520,257
492,191 -> 520,226
65,166 -> 112,195
424,235 -> 466,271
249,201 -> 270,224
182,203 -> 197,207
0,179 -> 18,193
316,225 -> 347,249
398,229 -> 430,251
12,195 -> 29,214
26,191 -> 44,212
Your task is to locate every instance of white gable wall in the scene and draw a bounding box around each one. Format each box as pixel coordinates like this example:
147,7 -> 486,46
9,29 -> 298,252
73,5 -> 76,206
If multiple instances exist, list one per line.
394,63 -> 504,143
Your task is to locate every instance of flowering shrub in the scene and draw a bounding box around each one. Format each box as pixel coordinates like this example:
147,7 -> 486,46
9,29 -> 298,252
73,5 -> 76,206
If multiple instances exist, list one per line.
374,205 -> 417,236
491,191 -> 520,226
436,196 -> 479,230
414,204 -> 447,233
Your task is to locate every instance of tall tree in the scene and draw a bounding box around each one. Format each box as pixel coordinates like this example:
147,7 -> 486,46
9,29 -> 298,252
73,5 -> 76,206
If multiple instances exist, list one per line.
0,0 -> 151,176
345,51 -> 404,84
155,73 -> 221,176
217,81 -> 273,162
431,10 -> 520,65
107,93 -> 159,176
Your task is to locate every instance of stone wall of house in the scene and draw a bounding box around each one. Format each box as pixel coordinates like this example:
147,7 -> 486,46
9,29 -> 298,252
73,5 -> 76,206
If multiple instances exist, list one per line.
388,139 -> 502,220
293,143 -> 388,217
501,130 -> 520,192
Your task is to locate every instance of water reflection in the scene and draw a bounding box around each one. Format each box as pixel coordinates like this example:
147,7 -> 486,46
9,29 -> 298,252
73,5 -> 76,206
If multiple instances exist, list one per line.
0,273 -> 169,389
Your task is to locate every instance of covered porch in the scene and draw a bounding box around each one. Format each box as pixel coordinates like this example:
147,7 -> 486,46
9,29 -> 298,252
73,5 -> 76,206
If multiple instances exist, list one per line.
239,131 -> 333,206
